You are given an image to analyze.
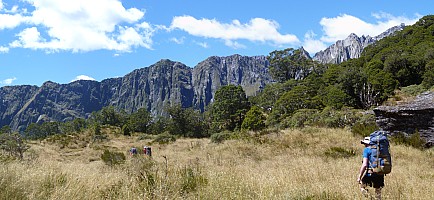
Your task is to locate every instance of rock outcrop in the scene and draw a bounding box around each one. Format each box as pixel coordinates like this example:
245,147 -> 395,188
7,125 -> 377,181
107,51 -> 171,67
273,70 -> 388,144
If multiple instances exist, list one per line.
313,23 -> 405,64
373,92 -> 434,147
192,54 -> 271,111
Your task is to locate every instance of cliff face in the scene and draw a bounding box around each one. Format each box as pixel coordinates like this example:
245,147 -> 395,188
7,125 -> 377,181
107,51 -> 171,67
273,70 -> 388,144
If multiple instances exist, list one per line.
192,55 -> 271,111
374,92 -> 434,148
0,55 -> 273,130
313,23 -> 405,64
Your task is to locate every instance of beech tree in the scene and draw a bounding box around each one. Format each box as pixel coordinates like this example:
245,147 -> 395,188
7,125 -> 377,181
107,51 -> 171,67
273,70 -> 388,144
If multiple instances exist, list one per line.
0,132 -> 30,160
267,48 -> 316,82
241,106 -> 266,131
128,108 -> 152,133
211,85 -> 250,131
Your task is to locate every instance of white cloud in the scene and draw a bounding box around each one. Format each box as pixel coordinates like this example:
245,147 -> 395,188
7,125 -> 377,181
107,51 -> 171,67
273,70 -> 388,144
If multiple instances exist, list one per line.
5,0 -> 154,52
224,40 -> 245,49
196,41 -> 209,48
1,77 -> 17,85
0,13 -> 27,30
0,46 -> 9,53
170,16 -> 300,47
71,75 -> 96,82
170,37 -> 185,44
319,13 -> 420,43
302,30 -> 327,55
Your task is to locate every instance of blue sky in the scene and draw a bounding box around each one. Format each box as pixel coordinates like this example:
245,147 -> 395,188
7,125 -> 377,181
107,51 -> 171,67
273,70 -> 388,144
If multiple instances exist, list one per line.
0,0 -> 431,86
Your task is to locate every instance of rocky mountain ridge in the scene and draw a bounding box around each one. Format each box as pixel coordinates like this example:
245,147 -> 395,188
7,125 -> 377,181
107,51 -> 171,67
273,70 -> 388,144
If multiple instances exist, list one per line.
0,23 -> 407,131
0,55 -> 272,130
313,23 -> 405,64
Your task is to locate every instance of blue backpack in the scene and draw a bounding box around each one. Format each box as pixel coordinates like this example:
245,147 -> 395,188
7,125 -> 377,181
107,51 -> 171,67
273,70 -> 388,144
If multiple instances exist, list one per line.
368,131 -> 392,175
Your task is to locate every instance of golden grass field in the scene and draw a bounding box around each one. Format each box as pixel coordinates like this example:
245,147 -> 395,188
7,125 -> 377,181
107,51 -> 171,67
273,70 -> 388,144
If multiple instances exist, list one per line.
1,127 -> 433,200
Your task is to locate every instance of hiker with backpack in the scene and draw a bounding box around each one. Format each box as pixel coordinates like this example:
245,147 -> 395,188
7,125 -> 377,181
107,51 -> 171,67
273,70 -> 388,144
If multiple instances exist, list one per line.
357,131 -> 392,200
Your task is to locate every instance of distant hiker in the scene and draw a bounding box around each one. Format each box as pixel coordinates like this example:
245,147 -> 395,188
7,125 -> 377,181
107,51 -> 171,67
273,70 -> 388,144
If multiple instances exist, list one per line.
357,132 -> 392,200
143,146 -> 152,157
129,147 -> 137,156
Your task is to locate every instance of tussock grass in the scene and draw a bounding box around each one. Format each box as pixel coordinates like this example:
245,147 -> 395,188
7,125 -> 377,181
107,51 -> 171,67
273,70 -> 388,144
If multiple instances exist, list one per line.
1,128 -> 433,199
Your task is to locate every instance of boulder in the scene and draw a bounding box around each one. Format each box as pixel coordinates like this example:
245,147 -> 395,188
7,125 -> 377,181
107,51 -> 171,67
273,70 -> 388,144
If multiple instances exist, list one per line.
373,92 -> 434,147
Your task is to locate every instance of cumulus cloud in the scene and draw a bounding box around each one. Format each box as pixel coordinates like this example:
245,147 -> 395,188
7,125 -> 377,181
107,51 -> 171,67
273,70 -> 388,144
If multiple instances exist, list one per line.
70,75 -> 96,82
301,13 -> 421,55
3,0 -> 155,52
1,77 -> 17,85
0,13 -> 27,30
319,13 -> 420,43
302,30 -> 327,55
170,16 -> 300,47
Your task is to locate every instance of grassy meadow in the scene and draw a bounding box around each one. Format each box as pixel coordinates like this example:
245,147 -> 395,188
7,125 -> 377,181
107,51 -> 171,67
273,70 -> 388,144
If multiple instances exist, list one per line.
1,127 -> 433,200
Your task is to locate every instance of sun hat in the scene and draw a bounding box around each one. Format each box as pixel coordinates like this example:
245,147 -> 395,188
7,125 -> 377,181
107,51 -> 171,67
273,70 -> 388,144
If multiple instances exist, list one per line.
361,137 -> 370,145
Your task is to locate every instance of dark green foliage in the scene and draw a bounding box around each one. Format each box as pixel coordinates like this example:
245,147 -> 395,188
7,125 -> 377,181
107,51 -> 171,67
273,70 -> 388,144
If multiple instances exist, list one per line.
324,147 -> 356,159
127,108 -> 152,133
241,106 -> 266,131
0,125 -> 12,134
100,149 -> 126,166
92,106 -> 126,127
122,124 -> 132,136
321,85 -> 351,109
400,84 -> 426,96
267,48 -> 319,82
0,132 -> 30,160
391,132 -> 425,149
249,80 -> 297,112
210,131 -> 232,143
316,107 -> 361,128
60,118 -> 87,134
351,114 -> 378,137
211,85 -> 250,132
93,122 -> 101,135
166,105 -> 208,138
270,84 -> 322,124
152,132 -> 176,144
285,109 -> 320,128
362,15 -> 434,90
422,60 -> 434,88
148,116 -> 170,135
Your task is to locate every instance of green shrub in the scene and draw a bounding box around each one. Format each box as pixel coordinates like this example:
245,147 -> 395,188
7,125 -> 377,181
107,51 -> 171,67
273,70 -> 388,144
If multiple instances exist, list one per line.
391,132 -> 425,149
101,149 -> 126,166
179,165 -> 208,194
351,113 -> 378,137
152,132 -> 176,144
401,84 -> 426,96
241,106 -> 266,131
210,131 -> 232,143
324,147 -> 356,159
286,109 -> 320,128
122,124 -> 132,136
137,134 -> 154,141
317,107 -> 361,128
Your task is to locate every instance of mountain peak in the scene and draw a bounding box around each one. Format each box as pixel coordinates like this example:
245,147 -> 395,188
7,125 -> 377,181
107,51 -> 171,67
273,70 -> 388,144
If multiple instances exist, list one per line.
313,24 -> 404,64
